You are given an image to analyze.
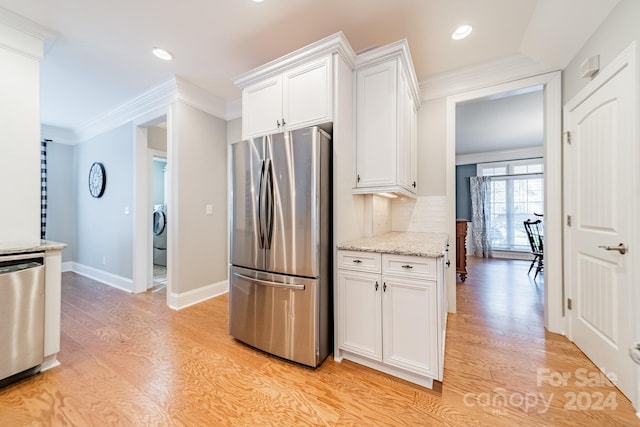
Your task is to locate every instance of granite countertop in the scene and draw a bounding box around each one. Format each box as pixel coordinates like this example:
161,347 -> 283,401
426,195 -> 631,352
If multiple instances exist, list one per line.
0,240 -> 67,256
337,231 -> 448,258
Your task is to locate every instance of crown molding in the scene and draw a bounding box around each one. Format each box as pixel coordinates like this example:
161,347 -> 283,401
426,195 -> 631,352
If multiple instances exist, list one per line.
455,146 -> 544,166
233,31 -> 356,88
0,7 -> 55,59
174,76 -> 231,121
419,54 -> 558,101
0,7 -> 55,42
74,78 -> 178,142
66,76 -> 237,143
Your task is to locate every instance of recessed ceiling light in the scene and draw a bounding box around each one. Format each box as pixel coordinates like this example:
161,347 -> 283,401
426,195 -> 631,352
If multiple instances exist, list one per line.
252,0 -> 264,2
452,25 -> 473,40
152,47 -> 173,61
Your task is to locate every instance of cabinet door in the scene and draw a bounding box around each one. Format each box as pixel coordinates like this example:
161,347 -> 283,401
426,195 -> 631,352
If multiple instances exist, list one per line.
397,70 -> 417,193
337,269 -> 382,361
283,56 -> 332,131
409,98 -> 418,193
356,60 -> 397,188
397,70 -> 411,191
382,276 -> 438,378
242,75 -> 283,139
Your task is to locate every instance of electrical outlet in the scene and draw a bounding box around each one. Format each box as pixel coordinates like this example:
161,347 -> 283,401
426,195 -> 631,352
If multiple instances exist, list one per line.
124,206 -> 130,215
206,204 -> 213,215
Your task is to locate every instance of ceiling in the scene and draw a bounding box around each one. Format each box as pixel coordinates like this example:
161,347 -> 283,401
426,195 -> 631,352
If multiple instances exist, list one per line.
456,87 -> 543,155
0,0 -> 619,133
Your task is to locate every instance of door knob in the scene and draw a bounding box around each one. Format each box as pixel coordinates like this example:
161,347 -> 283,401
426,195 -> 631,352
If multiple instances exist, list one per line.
598,243 -> 627,254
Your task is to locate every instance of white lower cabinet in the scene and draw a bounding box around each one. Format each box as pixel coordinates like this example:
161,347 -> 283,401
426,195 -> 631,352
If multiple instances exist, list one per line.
382,276 -> 437,379
336,250 -> 445,388
337,269 -> 382,360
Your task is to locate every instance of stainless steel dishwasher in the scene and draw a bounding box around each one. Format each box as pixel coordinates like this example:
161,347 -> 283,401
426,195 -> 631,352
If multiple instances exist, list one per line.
0,252 -> 45,386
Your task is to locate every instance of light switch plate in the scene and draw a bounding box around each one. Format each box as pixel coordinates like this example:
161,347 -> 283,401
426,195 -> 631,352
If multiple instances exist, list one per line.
206,204 -> 213,215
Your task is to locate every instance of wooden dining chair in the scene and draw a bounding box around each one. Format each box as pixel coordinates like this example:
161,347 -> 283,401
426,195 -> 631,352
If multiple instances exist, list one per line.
523,219 -> 544,279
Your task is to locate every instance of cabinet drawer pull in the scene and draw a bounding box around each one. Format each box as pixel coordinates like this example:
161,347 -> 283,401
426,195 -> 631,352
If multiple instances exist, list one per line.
276,119 -> 281,128
353,259 -> 362,264
383,282 -> 387,292
401,264 -> 413,269
375,281 -> 379,291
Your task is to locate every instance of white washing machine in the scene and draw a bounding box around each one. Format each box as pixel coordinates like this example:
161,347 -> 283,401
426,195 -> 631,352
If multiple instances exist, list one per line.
153,205 -> 167,267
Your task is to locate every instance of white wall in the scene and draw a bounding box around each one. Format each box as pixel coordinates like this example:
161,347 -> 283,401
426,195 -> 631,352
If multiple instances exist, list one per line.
0,23 -> 43,242
563,0 -> 640,102
227,118 -> 241,144
75,123 -> 135,279
148,126 -> 167,152
46,142 -> 76,262
169,101 -> 228,294
417,98 -> 447,197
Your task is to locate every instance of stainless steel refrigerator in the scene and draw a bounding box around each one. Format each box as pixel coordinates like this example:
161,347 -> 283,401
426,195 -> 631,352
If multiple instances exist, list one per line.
229,126 -> 332,367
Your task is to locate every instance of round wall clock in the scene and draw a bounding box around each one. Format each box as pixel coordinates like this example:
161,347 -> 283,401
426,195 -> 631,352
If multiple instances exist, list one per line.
88,162 -> 106,198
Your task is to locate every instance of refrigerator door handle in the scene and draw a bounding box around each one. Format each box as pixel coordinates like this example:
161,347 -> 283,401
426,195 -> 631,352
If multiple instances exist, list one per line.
257,159 -> 266,249
233,272 -> 306,291
264,159 -> 274,249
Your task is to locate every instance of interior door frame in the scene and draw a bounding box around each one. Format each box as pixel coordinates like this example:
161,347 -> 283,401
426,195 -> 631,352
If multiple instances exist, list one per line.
563,41 -> 639,411
148,150 -> 167,289
133,109 -> 169,298
445,71 -> 564,334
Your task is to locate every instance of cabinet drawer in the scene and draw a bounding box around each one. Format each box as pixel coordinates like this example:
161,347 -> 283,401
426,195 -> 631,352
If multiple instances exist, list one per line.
337,250 -> 381,273
382,254 -> 437,280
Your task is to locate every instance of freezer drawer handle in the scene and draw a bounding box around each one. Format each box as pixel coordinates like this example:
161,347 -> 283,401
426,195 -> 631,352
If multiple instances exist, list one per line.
233,272 -> 306,291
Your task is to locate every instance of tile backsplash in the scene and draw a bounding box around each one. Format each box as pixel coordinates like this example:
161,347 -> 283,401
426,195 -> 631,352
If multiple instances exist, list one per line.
372,195 -> 392,236
391,196 -> 447,233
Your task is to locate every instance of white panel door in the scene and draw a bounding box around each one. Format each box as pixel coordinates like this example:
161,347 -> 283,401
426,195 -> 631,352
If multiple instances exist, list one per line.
565,50 -> 636,405
337,270 -> 382,360
382,276 -> 437,378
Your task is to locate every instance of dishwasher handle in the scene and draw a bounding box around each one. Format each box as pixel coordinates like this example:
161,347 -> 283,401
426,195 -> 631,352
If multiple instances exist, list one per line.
0,253 -> 44,274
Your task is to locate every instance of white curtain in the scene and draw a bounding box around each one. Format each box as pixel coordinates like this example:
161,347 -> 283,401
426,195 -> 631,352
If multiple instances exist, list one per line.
469,176 -> 492,258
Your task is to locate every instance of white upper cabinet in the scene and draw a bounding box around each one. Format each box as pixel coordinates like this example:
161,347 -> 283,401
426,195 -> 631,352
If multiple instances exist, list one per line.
355,60 -> 398,189
242,75 -> 283,138
239,55 -> 334,139
283,57 -> 333,132
354,40 -> 420,198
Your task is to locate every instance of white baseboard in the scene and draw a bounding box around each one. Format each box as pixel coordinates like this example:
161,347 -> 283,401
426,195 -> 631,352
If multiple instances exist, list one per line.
61,261 -> 74,272
168,280 -> 228,310
69,262 -> 133,293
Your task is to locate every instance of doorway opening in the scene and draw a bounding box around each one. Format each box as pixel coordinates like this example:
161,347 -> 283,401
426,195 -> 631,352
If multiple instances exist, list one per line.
133,114 -> 171,303
152,155 -> 168,291
445,71 -> 563,333
455,85 -> 545,308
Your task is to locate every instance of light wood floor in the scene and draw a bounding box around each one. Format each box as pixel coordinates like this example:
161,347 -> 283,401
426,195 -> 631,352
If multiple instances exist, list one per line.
1,257 -> 638,426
